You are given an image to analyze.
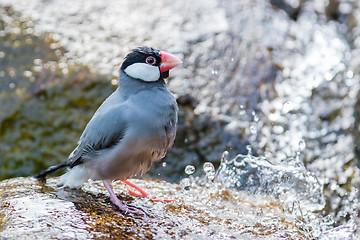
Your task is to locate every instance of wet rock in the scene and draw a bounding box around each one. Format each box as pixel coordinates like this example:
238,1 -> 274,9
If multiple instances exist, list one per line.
1,0 -> 360,235
0,177 -> 310,239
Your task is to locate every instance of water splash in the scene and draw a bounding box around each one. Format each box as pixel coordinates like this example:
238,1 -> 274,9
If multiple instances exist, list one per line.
216,151 -> 325,213
177,150 -> 334,238
180,177 -> 191,192
203,162 -> 215,180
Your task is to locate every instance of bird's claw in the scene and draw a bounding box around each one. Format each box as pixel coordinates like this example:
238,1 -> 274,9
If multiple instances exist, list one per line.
114,202 -> 146,215
103,180 -> 146,215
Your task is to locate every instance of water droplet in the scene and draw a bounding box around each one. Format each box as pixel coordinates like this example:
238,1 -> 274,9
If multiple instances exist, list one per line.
9,83 -> 16,89
250,125 -> 257,134
221,151 -> 230,164
346,70 -> 354,79
282,101 -> 293,114
23,70 -> 32,78
180,178 -> 191,191
324,72 -> 333,81
273,125 -> 284,134
55,49 -> 62,56
185,165 -> 195,175
222,151 -> 229,158
9,69 -> 15,77
162,162 -> 167,167
296,140 -> 306,160
246,145 -> 252,155
298,139 -> 306,151
239,105 -> 246,116
203,162 -> 215,180
34,59 -> 42,65
211,69 -> 218,75
111,79 -> 118,86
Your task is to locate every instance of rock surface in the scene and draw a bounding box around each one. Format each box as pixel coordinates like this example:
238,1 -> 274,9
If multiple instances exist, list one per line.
0,177 -> 308,239
1,0 -> 360,237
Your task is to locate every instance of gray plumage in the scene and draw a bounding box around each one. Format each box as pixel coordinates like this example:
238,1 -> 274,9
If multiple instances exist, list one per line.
34,47 -> 181,213
56,71 -> 177,188
36,49 -> 178,188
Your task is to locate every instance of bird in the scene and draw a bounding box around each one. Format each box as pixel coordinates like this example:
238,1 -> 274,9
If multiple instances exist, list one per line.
34,46 -> 182,214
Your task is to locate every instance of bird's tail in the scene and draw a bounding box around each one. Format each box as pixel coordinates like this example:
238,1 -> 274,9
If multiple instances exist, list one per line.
34,162 -> 69,180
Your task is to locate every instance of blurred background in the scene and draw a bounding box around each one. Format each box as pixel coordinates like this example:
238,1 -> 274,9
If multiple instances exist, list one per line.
0,0 -> 360,237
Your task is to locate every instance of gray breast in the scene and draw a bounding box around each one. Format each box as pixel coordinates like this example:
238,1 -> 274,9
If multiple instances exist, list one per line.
93,86 -> 178,180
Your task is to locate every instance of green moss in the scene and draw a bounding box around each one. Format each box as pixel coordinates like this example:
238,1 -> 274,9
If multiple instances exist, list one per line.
0,6 -> 116,180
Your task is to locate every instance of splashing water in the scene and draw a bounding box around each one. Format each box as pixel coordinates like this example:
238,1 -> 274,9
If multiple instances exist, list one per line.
203,162 -> 216,180
178,147 -> 342,238
216,151 -> 325,213
180,177 -> 191,192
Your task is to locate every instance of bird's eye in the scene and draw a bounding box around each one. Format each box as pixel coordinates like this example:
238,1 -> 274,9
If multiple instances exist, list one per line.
145,56 -> 156,65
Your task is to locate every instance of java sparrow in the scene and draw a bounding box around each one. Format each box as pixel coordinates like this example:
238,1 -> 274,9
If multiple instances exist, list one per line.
35,47 -> 182,214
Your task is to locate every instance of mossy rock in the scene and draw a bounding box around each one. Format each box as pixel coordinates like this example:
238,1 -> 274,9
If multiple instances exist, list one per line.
0,6 -> 115,180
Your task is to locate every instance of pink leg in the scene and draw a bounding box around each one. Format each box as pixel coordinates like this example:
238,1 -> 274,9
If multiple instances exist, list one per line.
103,180 -> 144,214
121,179 -> 176,202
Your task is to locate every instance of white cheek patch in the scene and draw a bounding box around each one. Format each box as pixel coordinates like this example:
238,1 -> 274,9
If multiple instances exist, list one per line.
124,63 -> 160,82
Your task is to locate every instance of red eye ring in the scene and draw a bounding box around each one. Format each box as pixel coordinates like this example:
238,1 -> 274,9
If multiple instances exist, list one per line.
145,56 -> 156,65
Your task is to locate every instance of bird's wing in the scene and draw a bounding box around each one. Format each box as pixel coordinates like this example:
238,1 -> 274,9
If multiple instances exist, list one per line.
67,103 -> 128,167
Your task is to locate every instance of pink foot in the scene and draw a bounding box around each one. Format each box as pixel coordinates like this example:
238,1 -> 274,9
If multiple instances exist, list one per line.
103,180 -> 145,215
121,179 -> 176,202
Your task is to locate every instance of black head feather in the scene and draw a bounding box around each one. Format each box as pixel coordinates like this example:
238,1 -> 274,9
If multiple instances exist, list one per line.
121,46 -> 162,71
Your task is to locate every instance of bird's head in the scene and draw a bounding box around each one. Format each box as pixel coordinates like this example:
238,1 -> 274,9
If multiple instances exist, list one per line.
120,47 -> 182,82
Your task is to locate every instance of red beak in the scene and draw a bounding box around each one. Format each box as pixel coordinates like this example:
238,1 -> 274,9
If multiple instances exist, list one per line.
159,51 -> 182,73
